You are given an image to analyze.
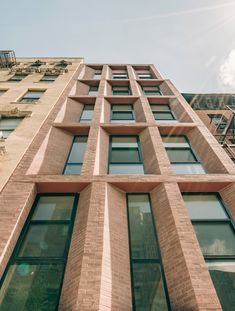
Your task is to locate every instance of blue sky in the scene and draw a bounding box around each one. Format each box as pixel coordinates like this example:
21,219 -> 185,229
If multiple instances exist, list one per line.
1,0 -> 235,93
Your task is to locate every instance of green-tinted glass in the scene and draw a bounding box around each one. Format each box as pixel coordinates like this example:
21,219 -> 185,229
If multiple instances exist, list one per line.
112,112 -> 133,120
133,263 -> 168,311
154,112 -> 174,120
193,223 -> 235,256
64,164 -> 82,175
67,136 -> 87,163
109,164 -> 144,174
151,105 -> 170,111
32,196 -> 75,221
208,262 -> 235,311
112,136 -> 138,148
111,149 -> 140,163
183,194 -> 228,220
0,264 -> 63,311
18,224 -> 69,257
166,149 -> 197,163
162,136 -> 189,147
128,195 -> 159,259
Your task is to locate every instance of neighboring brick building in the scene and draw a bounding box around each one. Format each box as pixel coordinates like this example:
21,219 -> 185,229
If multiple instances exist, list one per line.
183,93 -> 235,162
0,60 -> 234,310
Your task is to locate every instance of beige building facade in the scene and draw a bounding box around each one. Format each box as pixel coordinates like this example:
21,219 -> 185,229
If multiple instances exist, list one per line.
0,61 -> 234,310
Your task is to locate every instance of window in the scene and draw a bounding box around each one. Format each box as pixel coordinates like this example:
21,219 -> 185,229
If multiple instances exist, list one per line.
88,86 -> 98,96
142,86 -> 162,96
0,89 -> 7,96
138,73 -> 153,79
30,61 -> 43,68
8,74 -> 27,82
127,194 -> 170,310
208,114 -> 228,129
40,74 -> 58,82
162,136 -> 206,174
110,104 -> 135,123
151,104 -> 177,121
93,72 -> 101,79
0,117 -> 23,139
55,62 -> 67,69
112,73 -> 128,79
183,193 -> 235,311
112,86 -> 131,95
19,90 -> 45,103
109,136 -> 144,174
0,194 -> 79,310
80,105 -> 94,123
64,136 -> 88,174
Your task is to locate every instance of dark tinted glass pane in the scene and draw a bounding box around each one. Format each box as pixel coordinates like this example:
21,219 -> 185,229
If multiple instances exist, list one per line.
183,194 -> 228,220
154,112 -> 174,120
128,195 -> 158,259
64,164 -> 82,174
32,196 -> 74,221
0,264 -> 63,311
18,224 -> 69,257
133,263 -> 168,311
109,164 -> 144,174
112,112 -> 133,120
166,149 -> 196,163
67,137 -> 87,163
208,262 -> 235,311
111,149 -> 140,163
193,223 -> 235,256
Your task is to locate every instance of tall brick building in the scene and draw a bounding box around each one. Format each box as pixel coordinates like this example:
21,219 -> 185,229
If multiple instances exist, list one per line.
0,57 -> 234,310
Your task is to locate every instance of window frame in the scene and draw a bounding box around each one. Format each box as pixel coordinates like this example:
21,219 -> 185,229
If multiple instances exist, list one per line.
63,135 -> 88,175
182,192 -> 235,261
0,193 -> 79,310
19,90 -> 45,103
162,135 -> 202,164
112,73 -> 128,79
40,74 -> 59,82
112,86 -> 131,96
137,73 -> 153,79
79,104 -> 94,123
126,193 -> 171,310
151,104 -> 177,121
0,116 -> 23,139
88,86 -> 99,96
108,135 -> 145,174
110,104 -> 135,123
8,74 -> 28,82
142,85 -> 162,96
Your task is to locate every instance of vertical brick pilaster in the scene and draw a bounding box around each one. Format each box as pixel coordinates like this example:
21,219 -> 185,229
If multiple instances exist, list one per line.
151,183 -> 222,311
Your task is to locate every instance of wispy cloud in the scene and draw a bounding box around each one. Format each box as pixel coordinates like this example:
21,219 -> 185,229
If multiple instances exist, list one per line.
219,49 -> 235,90
118,1 -> 235,23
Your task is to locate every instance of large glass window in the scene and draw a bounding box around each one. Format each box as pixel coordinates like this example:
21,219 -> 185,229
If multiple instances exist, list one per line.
80,105 -> 94,123
183,193 -> 235,311
0,89 -> 7,96
109,136 -> 144,174
127,194 -> 170,310
110,104 -> 135,123
19,90 -> 45,103
0,194 -> 79,311
8,74 -> 27,82
64,136 -> 88,174
162,136 -> 205,174
40,74 -> 58,82
142,86 -> 161,96
151,104 -> 177,122
112,73 -> 128,79
0,117 -> 23,139
137,73 -> 153,79
88,86 -> 98,96
93,72 -> 101,80
112,86 -> 131,95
